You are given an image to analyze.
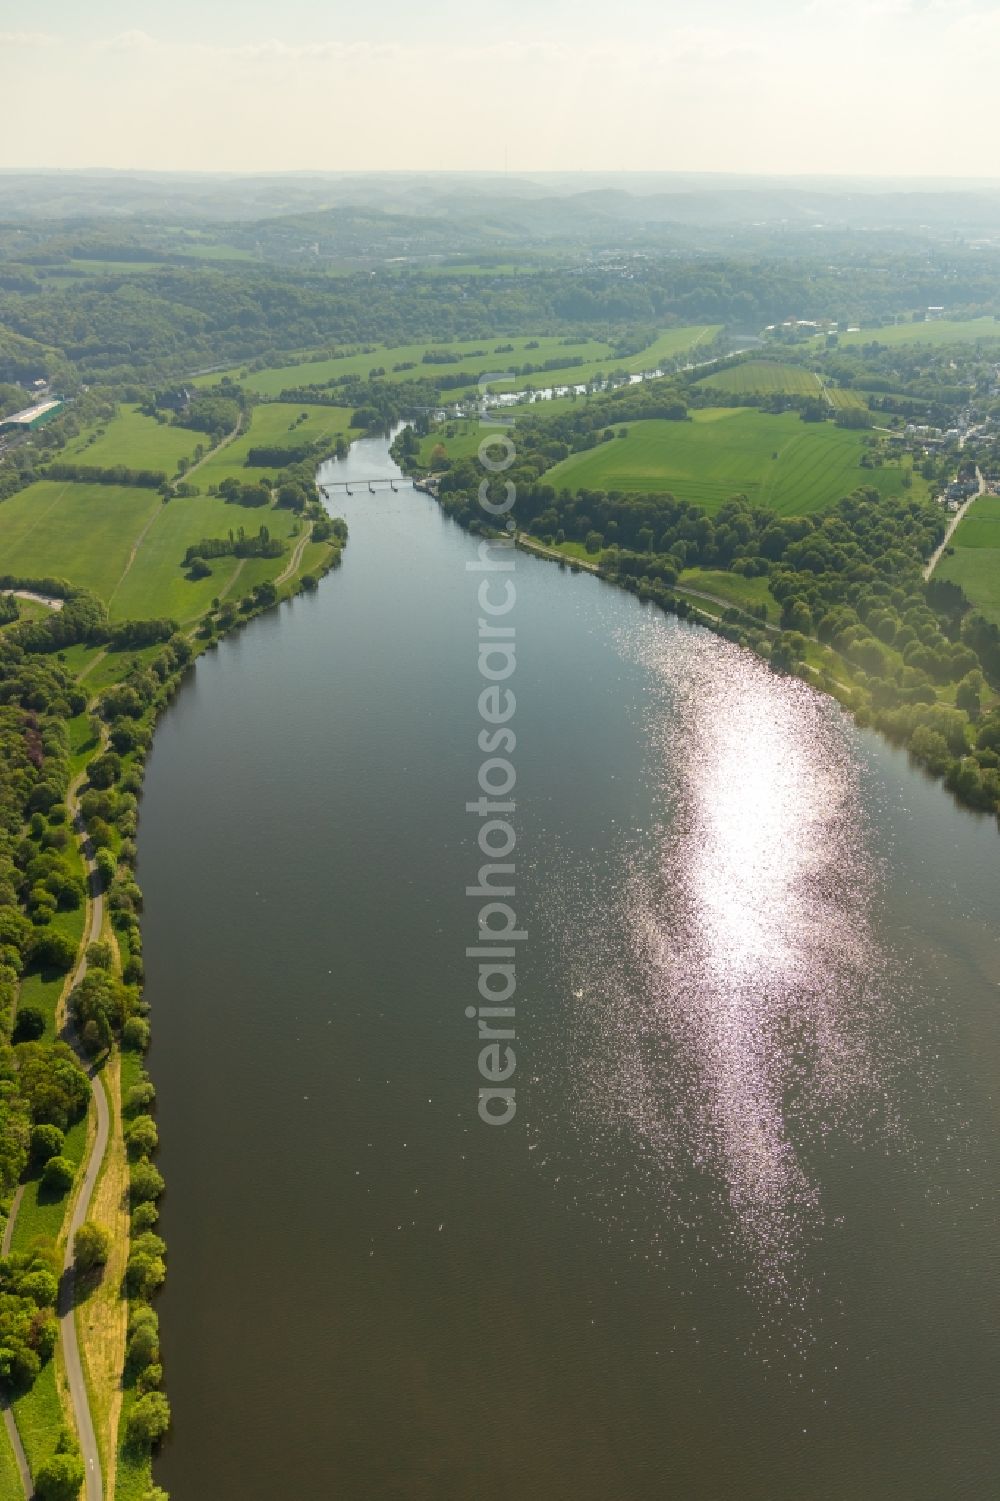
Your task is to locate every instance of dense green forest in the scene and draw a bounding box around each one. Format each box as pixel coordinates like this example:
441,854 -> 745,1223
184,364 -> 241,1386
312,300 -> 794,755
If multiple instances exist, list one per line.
3,240 -> 1000,390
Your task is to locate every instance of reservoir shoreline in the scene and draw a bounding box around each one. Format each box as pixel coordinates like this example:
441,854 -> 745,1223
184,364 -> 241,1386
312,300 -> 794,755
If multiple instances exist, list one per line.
140,429 -> 1000,1500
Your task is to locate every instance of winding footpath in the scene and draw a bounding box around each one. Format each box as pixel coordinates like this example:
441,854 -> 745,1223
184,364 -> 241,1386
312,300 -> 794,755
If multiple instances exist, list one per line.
6,422 -> 250,1498
1,767 -> 109,1501
60,771 -> 110,1501
276,521 -> 314,587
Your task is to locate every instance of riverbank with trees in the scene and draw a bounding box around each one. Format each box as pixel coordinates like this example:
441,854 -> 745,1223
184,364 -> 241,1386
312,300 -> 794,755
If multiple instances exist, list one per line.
391,381 -> 1000,827
0,399 -> 348,1498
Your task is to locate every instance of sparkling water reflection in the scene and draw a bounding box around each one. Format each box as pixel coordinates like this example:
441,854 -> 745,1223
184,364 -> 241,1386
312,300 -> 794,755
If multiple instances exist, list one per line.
145,435 -> 999,1500
547,622 -> 917,1305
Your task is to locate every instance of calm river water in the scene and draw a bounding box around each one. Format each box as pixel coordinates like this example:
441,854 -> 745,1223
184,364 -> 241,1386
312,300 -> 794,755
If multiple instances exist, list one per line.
141,433 -> 999,1500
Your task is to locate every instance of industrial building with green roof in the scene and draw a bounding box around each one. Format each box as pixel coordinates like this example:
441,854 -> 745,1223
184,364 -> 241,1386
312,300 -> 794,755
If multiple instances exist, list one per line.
0,398 -> 63,434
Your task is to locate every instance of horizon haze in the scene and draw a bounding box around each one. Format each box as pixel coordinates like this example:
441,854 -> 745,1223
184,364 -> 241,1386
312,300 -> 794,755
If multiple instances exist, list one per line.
3,0 -> 1000,175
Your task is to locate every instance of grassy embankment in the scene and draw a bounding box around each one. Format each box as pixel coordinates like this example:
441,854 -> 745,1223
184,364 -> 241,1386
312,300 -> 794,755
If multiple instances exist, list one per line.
14,828 -> 87,1040
110,1049 -> 152,1501
196,326 -> 721,399
833,317 -> 1000,348
0,1438 -> 21,1501
541,410 -> 921,516
937,495 -> 1000,627
8,1108 -> 91,1479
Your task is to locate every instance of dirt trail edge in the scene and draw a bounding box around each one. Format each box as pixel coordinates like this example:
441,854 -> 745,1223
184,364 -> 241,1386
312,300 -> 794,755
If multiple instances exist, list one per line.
59,771 -> 111,1501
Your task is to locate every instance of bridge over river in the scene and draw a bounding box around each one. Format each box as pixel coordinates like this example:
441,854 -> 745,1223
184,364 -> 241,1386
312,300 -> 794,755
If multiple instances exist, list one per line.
320,477 -> 418,497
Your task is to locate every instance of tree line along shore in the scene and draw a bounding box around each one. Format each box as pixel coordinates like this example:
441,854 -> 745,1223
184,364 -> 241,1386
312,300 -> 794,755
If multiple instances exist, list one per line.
3,244 -> 1000,1495
0,391 -> 349,1501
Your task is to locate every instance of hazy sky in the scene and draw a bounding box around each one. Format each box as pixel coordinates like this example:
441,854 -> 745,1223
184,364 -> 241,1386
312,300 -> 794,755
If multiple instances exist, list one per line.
3,0 -> 999,176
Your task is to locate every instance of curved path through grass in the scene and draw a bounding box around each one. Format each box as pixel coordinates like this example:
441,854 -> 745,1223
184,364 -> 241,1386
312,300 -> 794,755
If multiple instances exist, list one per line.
58,766 -> 111,1501
0,780 -> 109,1501
276,521 -> 314,587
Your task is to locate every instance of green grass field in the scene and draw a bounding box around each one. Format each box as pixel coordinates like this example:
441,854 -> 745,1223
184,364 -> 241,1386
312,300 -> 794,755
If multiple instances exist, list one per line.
0,482 -> 161,597
483,327 -> 722,397
0,402 -> 344,621
825,386 -> 870,412
0,594 -> 50,630
835,317 -> 1000,348
172,240 -> 257,262
109,493 -> 302,622
941,494 -> 1000,549
10,1115 -> 88,1255
677,567 -> 779,621
937,495 -> 1000,625
195,335 -> 608,396
698,360 -> 822,398
8,1108 -> 90,1475
17,873 -> 86,1039
0,1431 -> 22,1501
193,402 -> 357,494
543,409 -> 914,516
517,547 -> 779,624
11,1363 -> 65,1481
196,327 -> 721,399
64,404 -> 200,474
419,422 -> 489,468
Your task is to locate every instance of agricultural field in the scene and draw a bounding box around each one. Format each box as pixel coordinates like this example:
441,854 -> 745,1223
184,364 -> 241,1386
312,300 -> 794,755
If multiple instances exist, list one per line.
109,492 -> 302,622
834,317 -> 1000,348
169,238 -> 257,262
0,481 -> 161,597
543,409 -> 917,516
196,327 -> 721,400
483,326 -> 722,397
63,403 -> 200,473
192,401 -> 358,493
825,385 -> 870,413
0,400 -> 340,622
195,335 -> 611,396
698,360 -> 822,398
937,495 -> 1000,625
697,360 -> 871,414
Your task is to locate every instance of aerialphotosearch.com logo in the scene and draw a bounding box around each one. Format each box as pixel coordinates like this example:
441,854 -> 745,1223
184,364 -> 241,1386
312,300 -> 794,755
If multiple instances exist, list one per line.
466,374 -> 521,1126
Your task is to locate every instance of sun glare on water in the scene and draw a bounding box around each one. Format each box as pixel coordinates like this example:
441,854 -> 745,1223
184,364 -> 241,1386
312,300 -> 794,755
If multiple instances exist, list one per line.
542,618 -> 911,1308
